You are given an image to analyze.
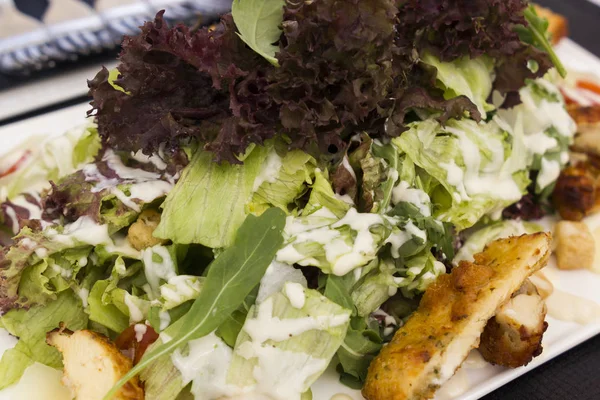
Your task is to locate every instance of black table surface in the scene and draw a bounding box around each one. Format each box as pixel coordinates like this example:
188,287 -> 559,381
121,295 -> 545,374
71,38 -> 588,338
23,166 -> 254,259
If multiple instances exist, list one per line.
1,1 -> 600,399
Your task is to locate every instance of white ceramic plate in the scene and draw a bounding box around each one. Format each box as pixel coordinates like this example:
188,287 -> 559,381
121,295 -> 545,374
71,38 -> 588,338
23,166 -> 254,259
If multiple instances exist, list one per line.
1,38 -> 600,400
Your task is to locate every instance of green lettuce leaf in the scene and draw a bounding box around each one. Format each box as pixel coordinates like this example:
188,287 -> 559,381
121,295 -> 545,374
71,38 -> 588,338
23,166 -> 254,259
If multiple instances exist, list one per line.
155,146 -> 269,248
232,0 -> 285,66
248,149 -> 316,215
0,124 -> 100,201
227,286 -> 351,399
495,77 -> 576,194
276,207 -> 393,276
0,291 -> 88,389
422,53 -> 495,118
303,170 -> 351,218
454,220 -> 543,264
394,118 -> 530,230
335,316 -> 382,388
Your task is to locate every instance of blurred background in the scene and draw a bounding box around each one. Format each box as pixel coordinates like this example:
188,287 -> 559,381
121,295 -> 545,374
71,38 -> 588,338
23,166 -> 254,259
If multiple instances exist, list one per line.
0,0 -> 599,124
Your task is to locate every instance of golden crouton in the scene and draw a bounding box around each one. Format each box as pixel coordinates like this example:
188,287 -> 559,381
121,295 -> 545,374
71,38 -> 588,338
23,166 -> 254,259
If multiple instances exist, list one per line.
533,5 -> 568,44
47,328 -> 144,400
127,209 -> 168,250
554,221 -> 596,270
363,233 -> 551,400
479,280 -> 547,368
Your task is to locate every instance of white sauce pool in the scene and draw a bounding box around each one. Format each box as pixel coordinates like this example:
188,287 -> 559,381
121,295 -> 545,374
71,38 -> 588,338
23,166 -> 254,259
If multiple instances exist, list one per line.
546,289 -> 600,324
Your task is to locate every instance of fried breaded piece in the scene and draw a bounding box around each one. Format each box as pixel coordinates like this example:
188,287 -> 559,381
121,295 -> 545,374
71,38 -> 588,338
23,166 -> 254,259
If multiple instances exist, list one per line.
479,280 -> 547,368
47,328 -> 144,400
569,105 -> 600,156
553,165 -> 596,221
533,5 -> 568,44
363,233 -> 551,400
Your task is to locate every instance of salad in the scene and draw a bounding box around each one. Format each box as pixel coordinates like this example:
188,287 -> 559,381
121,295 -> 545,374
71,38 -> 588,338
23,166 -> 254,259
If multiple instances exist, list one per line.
0,1 -> 578,399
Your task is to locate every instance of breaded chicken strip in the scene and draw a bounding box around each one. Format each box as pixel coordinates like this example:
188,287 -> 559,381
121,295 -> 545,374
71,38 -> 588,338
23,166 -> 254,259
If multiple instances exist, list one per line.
363,233 -> 551,400
479,280 -> 547,368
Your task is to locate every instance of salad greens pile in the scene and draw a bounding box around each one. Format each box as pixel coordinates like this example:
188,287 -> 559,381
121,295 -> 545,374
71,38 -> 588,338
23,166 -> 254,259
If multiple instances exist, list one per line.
0,1 -> 576,399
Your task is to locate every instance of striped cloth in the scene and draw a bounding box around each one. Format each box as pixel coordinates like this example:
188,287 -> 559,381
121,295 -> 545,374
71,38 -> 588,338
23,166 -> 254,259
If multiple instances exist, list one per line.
0,0 -> 230,74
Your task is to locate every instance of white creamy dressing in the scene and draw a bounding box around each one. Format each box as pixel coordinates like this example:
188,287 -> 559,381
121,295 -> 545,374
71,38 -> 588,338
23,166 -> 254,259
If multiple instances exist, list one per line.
463,350 -> 488,369
436,367 -> 470,399
284,282 -> 306,309
159,311 -> 172,331
172,333 -> 237,399
11,194 -> 43,221
131,150 -> 168,170
341,156 -> 356,180
537,158 -> 561,191
257,261 -> 307,304
124,293 -> 145,323
253,151 -> 283,191
230,295 -> 349,400
522,131 -> 558,155
335,194 -> 355,205
445,125 -> 522,201
276,207 -> 385,276
330,394 -> 354,400
46,216 -> 112,247
330,209 -> 384,275
545,289 -> 600,324
103,234 -> 141,259
4,205 -> 19,234
142,245 -> 177,298
439,160 -> 469,201
82,149 -> 173,211
243,297 -> 349,343
77,287 -> 90,308
160,275 -> 203,307
392,181 -> 431,216
134,324 -> 148,342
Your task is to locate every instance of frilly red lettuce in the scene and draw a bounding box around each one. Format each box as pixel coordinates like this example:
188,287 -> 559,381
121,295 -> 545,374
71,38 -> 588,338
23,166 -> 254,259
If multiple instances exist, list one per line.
88,0 -> 553,163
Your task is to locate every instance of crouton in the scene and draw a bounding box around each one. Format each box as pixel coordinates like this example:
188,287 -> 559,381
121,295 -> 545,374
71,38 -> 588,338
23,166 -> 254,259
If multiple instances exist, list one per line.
554,221 -> 596,270
47,328 -> 144,400
127,209 -> 168,250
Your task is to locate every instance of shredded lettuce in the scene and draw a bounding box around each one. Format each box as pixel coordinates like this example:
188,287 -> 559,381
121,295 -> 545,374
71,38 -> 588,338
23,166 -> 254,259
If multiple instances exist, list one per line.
495,77 -> 576,194
395,118 -> 530,230
226,286 -> 351,400
155,146 -> 269,248
0,291 -> 88,389
422,53 -> 495,118
0,124 -> 100,202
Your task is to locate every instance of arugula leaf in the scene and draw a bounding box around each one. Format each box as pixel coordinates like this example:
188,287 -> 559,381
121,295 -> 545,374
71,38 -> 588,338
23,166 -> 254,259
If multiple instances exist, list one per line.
324,274 -> 357,315
232,0 -> 285,66
336,316 -> 383,388
372,142 -> 400,214
103,207 -> 286,399
515,5 -> 566,77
